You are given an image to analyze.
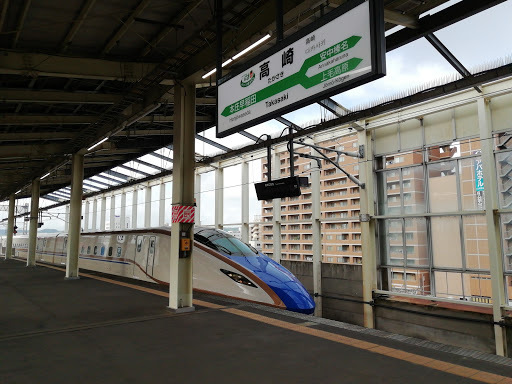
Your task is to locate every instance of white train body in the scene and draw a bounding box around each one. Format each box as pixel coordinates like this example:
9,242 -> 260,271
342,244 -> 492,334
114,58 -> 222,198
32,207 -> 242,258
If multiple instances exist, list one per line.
2,227 -> 315,314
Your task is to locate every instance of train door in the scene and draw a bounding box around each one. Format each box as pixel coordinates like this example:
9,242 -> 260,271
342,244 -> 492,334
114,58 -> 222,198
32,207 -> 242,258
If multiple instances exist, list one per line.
146,236 -> 156,276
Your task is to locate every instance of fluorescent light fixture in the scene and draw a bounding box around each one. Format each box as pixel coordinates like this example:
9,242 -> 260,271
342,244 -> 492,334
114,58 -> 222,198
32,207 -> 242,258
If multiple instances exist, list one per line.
15,189 -> 22,194
201,34 -> 271,79
232,34 -> 271,60
41,172 -> 50,180
87,137 -> 108,151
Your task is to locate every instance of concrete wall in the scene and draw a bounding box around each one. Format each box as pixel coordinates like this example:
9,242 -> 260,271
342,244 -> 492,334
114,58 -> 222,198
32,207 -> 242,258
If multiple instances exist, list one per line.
282,260 -> 505,355
282,260 -> 364,326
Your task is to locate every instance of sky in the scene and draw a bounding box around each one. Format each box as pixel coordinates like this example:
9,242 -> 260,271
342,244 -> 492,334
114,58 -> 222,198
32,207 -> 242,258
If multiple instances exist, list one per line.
2,0 -> 512,232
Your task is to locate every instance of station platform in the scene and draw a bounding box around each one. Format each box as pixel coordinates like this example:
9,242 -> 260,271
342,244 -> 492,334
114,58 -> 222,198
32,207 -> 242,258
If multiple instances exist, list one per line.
1,258 -> 512,384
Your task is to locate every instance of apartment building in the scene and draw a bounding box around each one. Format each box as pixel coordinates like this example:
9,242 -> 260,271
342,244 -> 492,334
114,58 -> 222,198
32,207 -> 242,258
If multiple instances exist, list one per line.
260,134 -> 362,264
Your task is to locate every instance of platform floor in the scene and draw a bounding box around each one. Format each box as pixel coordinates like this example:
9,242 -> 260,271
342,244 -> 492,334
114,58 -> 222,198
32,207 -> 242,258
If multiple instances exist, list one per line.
1,258 -> 512,384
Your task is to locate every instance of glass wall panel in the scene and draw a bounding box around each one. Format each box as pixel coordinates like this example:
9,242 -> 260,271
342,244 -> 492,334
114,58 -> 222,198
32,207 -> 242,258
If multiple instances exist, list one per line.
434,271 -> 463,299
495,151 -> 512,209
200,172 -> 215,226
463,215 -> 489,270
500,213 -> 512,273
506,276 -> 512,305
137,190 -> 144,228
105,197 -> 111,230
432,216 -> 462,268
405,218 -> 428,267
150,185 -> 159,227
223,165 -> 241,224
96,198 -> 102,229
125,192 -> 133,228
379,171 -> 401,215
164,182 -> 172,226
428,161 -> 458,212
403,166 -> 425,214
381,219 -> 404,266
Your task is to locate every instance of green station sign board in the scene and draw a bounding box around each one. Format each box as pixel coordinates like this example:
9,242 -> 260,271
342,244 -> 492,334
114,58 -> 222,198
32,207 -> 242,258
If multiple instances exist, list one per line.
217,0 -> 385,138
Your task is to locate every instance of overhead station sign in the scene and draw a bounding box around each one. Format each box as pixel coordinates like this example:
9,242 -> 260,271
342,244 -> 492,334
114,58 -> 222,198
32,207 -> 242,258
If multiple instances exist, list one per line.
217,0 -> 385,138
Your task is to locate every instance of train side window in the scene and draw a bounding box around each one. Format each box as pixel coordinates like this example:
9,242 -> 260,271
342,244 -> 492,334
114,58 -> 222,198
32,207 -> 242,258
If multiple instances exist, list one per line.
87,246 -> 91,254
101,246 -> 105,256
94,246 -> 98,255
117,247 -> 122,257
136,236 -> 143,252
64,238 -> 68,249
108,247 -> 113,257
80,246 -> 84,254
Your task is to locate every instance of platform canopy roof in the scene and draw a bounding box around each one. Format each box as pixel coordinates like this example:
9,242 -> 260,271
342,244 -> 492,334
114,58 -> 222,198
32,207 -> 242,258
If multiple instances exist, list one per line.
0,0 -> 507,202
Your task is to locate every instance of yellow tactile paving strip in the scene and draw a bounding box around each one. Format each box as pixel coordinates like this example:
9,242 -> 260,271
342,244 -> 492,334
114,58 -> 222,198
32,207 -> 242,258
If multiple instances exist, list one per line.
38,264 -> 512,383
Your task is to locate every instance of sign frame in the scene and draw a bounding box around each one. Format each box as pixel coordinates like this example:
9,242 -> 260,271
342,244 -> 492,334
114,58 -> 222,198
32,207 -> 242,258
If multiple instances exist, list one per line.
216,0 -> 385,138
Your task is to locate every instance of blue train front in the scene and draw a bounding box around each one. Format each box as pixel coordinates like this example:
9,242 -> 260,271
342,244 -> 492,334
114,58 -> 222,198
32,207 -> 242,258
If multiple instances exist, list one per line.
194,227 -> 315,315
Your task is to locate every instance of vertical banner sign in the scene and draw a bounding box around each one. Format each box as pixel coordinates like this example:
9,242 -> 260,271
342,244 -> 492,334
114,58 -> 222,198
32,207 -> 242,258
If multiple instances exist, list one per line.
172,205 -> 195,223
217,0 -> 385,138
474,152 -> 485,209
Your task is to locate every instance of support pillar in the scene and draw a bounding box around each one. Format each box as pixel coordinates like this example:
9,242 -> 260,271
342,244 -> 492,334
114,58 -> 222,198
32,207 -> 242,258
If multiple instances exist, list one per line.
120,192 -> 127,229
27,178 -> 40,267
92,198 -> 98,231
478,98 -> 507,356
359,127 -> 376,329
145,187 -> 151,228
5,194 -> 15,259
66,153 -> 84,279
100,196 -> 106,230
159,183 -> 165,226
169,80 -> 196,312
131,189 -> 138,228
215,165 -> 223,230
310,137 -> 322,317
272,150 -> 282,263
241,161 -> 250,243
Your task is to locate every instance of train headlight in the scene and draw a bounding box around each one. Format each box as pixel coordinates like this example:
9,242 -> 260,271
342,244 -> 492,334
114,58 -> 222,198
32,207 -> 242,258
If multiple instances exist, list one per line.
220,269 -> 257,288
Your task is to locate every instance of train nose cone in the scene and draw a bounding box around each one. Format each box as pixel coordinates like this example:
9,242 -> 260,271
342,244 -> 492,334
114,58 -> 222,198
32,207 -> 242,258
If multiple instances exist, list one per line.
229,255 -> 315,315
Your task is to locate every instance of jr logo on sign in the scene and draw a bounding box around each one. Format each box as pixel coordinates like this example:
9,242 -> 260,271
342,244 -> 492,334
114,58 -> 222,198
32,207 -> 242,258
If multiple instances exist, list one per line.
240,70 -> 255,87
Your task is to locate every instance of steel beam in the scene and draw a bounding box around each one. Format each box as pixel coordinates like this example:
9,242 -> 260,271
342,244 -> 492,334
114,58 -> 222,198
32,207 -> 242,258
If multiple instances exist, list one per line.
60,0 -> 97,52
102,0 -> 151,55
118,164 -> 152,177
195,134 -> 231,152
425,33 -> 481,93
148,151 -> 173,162
0,51 -> 157,81
12,0 -> 31,48
0,89 -> 123,104
386,0 -> 506,52
238,130 -> 259,142
27,177 -> 39,267
133,158 -> 166,171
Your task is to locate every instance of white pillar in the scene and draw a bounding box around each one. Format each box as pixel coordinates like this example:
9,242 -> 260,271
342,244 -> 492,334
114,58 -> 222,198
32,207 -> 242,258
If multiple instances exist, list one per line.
159,183 -> 165,226
92,198 -> 98,231
131,189 -> 138,229
66,153 -> 84,279
241,161 -> 250,243
478,98 -> 507,356
27,178 -> 40,267
144,186 -> 151,228
169,80 -> 195,312
5,194 -> 15,259
215,166 -> 223,230
109,194 -> 116,230
272,150 -> 282,263
84,200 -> 90,232
120,192 -> 127,229
359,127 -> 376,329
311,143 -> 322,317
100,196 -> 106,230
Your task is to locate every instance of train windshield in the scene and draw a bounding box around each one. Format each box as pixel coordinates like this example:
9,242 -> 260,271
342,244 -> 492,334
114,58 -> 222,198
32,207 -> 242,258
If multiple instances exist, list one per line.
194,228 -> 258,257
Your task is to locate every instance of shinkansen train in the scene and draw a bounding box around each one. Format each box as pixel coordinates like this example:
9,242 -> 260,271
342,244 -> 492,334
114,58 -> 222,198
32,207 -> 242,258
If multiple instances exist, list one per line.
2,226 -> 315,314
